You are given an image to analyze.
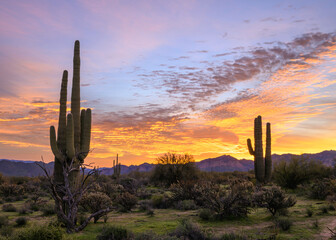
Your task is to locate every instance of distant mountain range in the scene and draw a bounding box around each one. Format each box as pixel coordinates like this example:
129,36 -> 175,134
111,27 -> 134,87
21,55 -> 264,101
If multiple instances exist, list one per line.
0,150 -> 335,177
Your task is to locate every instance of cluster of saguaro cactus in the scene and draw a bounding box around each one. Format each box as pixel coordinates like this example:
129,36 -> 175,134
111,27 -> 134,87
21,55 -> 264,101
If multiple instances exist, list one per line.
113,154 -> 121,177
50,40 -> 92,186
247,116 -> 272,183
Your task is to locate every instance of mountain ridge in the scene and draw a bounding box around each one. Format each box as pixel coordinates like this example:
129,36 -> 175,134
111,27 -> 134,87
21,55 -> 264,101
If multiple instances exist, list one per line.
0,150 -> 335,177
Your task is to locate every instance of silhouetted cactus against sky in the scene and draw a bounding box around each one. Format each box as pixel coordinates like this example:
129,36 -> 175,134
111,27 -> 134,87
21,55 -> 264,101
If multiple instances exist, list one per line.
49,40 -> 92,186
247,116 -> 272,183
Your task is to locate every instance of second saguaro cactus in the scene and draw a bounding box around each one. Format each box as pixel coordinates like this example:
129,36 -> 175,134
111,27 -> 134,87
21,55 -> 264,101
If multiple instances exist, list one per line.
50,40 -> 92,186
247,116 -> 272,183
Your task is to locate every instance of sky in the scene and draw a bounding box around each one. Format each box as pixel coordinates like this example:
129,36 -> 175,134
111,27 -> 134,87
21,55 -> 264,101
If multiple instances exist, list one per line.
0,0 -> 336,167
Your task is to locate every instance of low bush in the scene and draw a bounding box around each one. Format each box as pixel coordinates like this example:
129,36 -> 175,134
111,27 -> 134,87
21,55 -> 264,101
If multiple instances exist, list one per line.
41,203 -> 56,216
199,208 -> 213,221
151,194 -> 172,209
96,225 -> 132,240
116,192 -> 137,212
171,219 -> 210,240
0,216 -> 9,228
15,217 -> 28,226
276,217 -> 293,231
320,205 -> 329,214
2,203 -> 17,212
253,185 -> 296,216
0,225 -> 13,238
11,225 -> 64,240
306,208 -> 313,217
219,232 -> 248,240
175,200 -> 197,210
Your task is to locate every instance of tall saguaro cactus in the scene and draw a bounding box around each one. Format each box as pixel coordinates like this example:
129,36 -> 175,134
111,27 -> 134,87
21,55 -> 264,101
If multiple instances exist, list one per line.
113,154 -> 121,178
50,40 -> 92,186
247,116 -> 272,183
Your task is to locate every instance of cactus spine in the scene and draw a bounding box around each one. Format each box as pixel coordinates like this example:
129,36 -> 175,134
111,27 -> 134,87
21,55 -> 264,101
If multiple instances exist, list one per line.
113,154 -> 121,177
50,40 -> 92,186
247,116 -> 272,183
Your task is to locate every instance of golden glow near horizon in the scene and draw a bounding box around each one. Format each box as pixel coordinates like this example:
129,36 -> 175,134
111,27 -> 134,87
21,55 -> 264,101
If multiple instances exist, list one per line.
1,1 -> 336,167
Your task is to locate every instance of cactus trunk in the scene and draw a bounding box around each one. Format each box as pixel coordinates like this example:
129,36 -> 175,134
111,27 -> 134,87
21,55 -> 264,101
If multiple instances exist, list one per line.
264,123 -> 272,182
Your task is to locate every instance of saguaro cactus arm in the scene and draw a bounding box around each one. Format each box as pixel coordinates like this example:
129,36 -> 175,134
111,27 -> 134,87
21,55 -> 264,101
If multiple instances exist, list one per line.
79,109 -> 92,161
264,122 -> 272,181
50,126 -> 64,161
247,139 -> 255,155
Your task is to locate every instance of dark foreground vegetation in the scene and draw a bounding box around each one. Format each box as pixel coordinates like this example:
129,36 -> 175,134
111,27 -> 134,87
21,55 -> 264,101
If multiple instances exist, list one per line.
0,154 -> 335,240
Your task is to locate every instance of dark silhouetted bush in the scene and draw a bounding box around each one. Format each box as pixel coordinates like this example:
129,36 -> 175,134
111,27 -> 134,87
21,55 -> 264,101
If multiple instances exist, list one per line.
15,217 -> 27,226
253,185 -> 296,216
276,217 -> 293,231
2,204 -> 17,212
115,192 -> 137,212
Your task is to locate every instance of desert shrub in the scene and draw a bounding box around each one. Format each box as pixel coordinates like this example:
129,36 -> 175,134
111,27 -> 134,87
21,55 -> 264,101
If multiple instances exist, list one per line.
175,200 -> 197,210
151,194 -> 172,209
273,157 -> 332,189
320,205 -> 329,214
195,181 -> 253,219
219,232 -> 248,240
115,192 -> 137,212
170,180 -> 199,202
2,203 -> 17,212
77,213 -> 89,225
0,183 -> 24,197
199,208 -> 213,221
80,192 -> 112,223
306,208 -> 313,217
138,200 -> 152,211
18,207 -> 29,215
11,225 -> 63,240
41,203 -> 56,216
253,185 -> 296,216
308,178 -> 336,200
137,187 -> 153,200
15,217 -> 27,226
0,216 -> 9,228
118,177 -> 138,195
329,204 -> 336,211
171,219 -> 210,240
146,208 -> 155,216
276,217 -> 293,231
0,225 -> 13,238
151,153 -> 199,187
96,225 -> 132,240
327,194 -> 336,202
135,232 -> 179,240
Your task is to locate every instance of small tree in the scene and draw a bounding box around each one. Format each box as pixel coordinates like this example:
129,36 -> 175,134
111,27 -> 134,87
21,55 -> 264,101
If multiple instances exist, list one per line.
37,157 -> 112,233
151,152 -> 199,187
253,185 -> 296,216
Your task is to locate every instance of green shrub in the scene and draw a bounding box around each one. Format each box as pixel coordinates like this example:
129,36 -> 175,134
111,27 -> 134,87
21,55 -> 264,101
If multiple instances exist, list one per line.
219,232 -> 248,240
172,219 -> 210,240
41,203 -> 56,216
96,225 -> 132,240
115,192 -> 137,212
175,200 -> 197,210
320,205 -> 329,214
273,157 -> 332,189
2,204 -> 17,212
0,225 -> 13,238
80,192 -> 112,223
15,217 -> 27,226
199,209 -> 213,221
151,194 -> 171,209
306,208 -> 313,217
11,225 -> 63,240
309,178 -> 336,200
0,216 -> 9,228
253,186 -> 296,216
276,217 -> 293,231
